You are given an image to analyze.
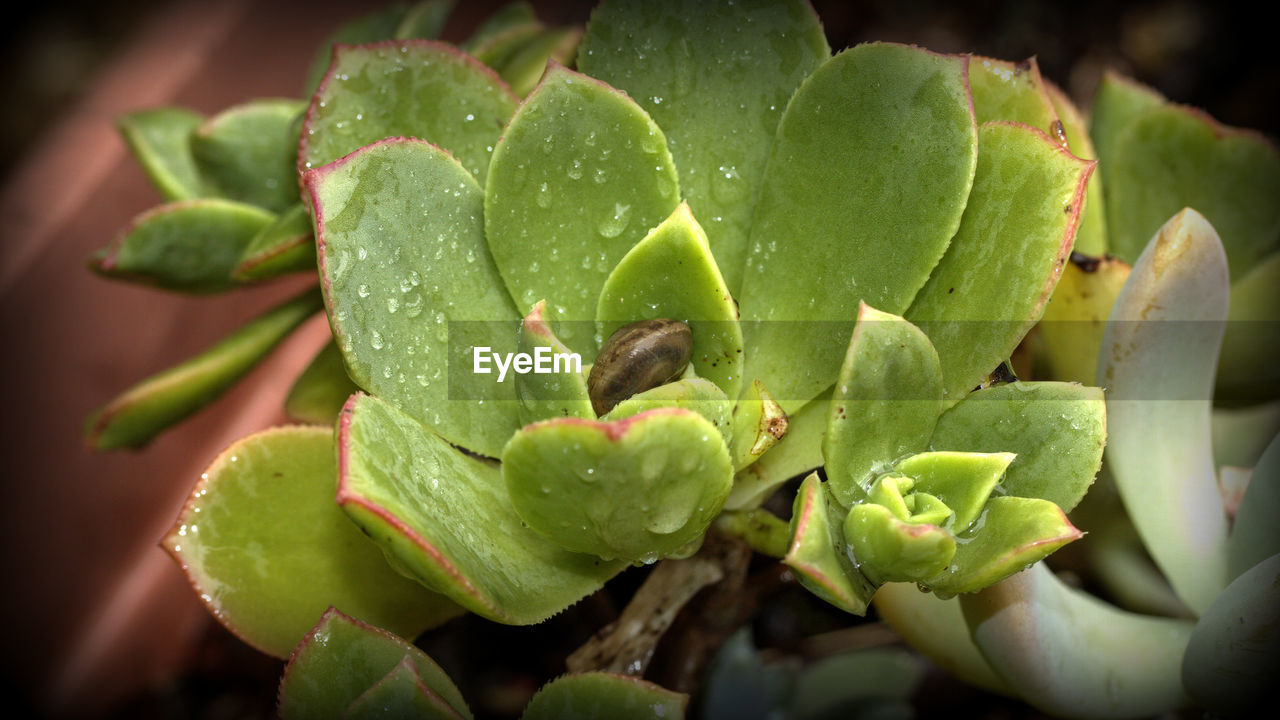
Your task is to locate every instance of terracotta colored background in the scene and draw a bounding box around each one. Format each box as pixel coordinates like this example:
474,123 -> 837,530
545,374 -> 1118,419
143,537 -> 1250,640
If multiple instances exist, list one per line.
0,0 -> 1273,716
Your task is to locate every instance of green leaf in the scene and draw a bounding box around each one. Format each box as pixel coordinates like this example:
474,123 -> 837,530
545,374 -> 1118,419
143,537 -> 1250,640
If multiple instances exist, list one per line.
597,203 -> 743,399
1106,104 -> 1280,279
90,198 -> 276,293
231,203 -> 315,282
303,4 -> 417,97
278,607 -> 471,720
729,380 -> 787,471
792,648 -> 925,719
1218,251 -> 1280,405
498,27 -> 582,98
85,288 -> 322,450
824,303 -> 943,508
1228,434 -> 1280,580
503,408 -> 733,562
1088,70 -> 1165,190
1100,208 -> 1230,615
740,44 -> 977,412
726,397 -> 825,510
578,0 -> 829,294
783,473 -> 876,615
960,563 -> 1193,718
930,496 -> 1080,596
462,1 -> 537,51
344,656 -> 465,720
516,300 -> 594,424
906,122 -> 1095,405
968,56 -> 1060,134
191,98 -> 304,213
307,138 -> 522,458
872,583 -> 1010,695
1046,82 -> 1108,255
470,23 -> 544,69
1182,552 -> 1280,717
338,394 -> 624,624
300,40 -> 518,184
893,451 -> 1014,532
392,0 -> 455,40
1034,254 -> 1130,385
843,502 -> 956,584
285,341 -> 358,425
928,382 -> 1106,512
485,62 -> 680,339
162,427 -> 459,658
603,378 -> 732,444
116,107 -> 204,201
522,672 -> 687,720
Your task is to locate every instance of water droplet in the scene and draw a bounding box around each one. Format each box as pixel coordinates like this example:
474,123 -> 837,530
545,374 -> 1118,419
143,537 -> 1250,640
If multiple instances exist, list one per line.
598,203 -> 632,238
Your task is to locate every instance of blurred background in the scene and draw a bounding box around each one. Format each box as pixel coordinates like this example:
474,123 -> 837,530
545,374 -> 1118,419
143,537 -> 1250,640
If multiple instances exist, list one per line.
0,0 -> 1274,717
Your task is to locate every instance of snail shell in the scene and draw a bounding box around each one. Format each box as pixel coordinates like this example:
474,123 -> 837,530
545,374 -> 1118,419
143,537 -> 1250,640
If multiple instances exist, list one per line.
588,319 -> 693,416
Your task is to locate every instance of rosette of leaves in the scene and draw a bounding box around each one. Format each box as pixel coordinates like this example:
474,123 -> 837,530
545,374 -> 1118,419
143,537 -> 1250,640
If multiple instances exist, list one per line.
86,0 -> 1117,709
780,304 -> 1102,612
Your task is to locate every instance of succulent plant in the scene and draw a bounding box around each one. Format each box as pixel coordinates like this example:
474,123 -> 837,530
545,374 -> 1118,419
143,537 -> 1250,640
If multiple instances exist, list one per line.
83,0 -> 1278,716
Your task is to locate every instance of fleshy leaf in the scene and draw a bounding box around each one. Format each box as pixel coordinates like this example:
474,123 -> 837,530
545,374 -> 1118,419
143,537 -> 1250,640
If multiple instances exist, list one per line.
278,608 -> 471,720
843,503 -> 956,584
285,341 -> 359,425
1046,82 -> 1107,255
1105,103 -> 1280,279
1088,70 -> 1165,186
1182,552 -> 1280,717
824,303 -> 943,508
1035,253 -> 1130,385
929,382 -> 1105,512
578,0 -> 829,293
392,0 -> 455,40
116,107 -> 204,201
299,40 -> 518,183
872,583 -> 1010,695
485,62 -> 680,341
1099,208 -> 1230,615
344,657 -> 465,720
307,138 -> 522,459
471,23 -> 543,69
740,44 -> 977,412
968,56 -> 1060,134
1228,434 -> 1280,580
726,397 -> 825,511
90,198 -> 276,293
522,672 -> 687,720
1218,251 -> 1280,405
337,394 -> 624,624
783,473 -> 876,615
462,1 -> 537,51
231,204 -> 315,282
516,300 -> 593,424
497,26 -> 582,98
85,289 -> 322,450
929,496 -> 1080,596
729,380 -> 787,472
960,563 -> 1193,718
602,378 -> 732,444
503,408 -> 733,562
303,4 -> 420,97
906,122 -> 1095,405
893,451 -> 1014,532
597,203 -> 743,399
162,427 -> 459,658
191,98 -> 304,213
1213,402 -> 1280,470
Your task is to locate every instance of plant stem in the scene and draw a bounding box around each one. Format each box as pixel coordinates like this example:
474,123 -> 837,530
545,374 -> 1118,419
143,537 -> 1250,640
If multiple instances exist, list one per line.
715,509 -> 790,558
